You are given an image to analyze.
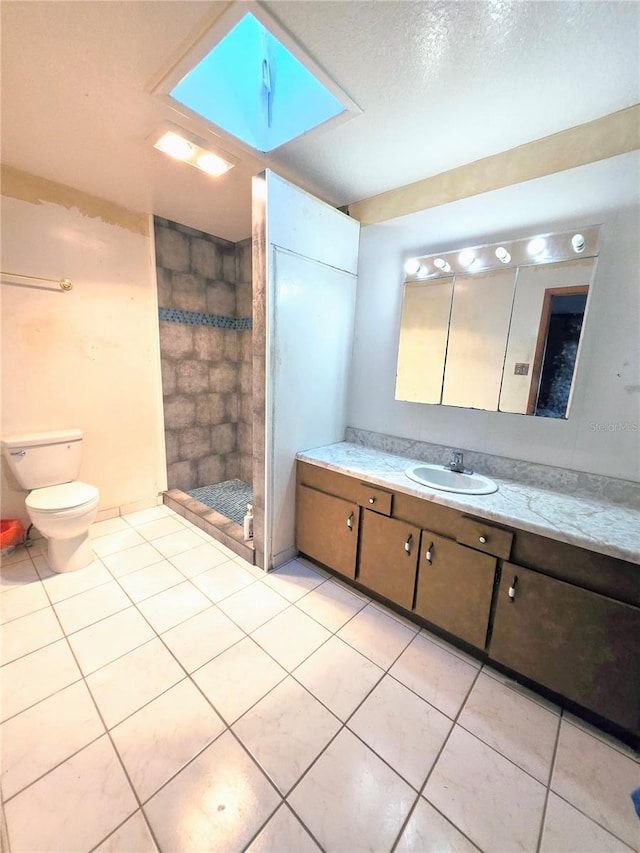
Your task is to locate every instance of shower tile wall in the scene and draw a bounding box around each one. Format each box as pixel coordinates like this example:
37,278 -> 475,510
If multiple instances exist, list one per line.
236,237 -> 253,486
154,218 -> 252,493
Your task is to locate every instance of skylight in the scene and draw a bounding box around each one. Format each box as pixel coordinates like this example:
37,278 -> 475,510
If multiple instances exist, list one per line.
168,12 -> 347,154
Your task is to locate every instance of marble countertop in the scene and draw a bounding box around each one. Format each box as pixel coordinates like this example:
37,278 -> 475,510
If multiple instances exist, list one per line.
297,442 -> 640,565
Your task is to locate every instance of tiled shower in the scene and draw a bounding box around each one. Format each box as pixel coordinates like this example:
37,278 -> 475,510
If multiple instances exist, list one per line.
154,217 -> 253,534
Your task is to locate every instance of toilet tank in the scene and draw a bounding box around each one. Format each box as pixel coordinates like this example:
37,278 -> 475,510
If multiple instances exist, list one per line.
2,429 -> 84,489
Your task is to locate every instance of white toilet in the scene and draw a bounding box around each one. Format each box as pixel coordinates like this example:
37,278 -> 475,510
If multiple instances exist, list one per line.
2,429 -> 99,573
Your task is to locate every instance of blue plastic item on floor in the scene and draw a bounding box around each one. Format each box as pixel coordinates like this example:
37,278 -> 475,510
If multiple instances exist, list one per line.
631,786 -> 640,818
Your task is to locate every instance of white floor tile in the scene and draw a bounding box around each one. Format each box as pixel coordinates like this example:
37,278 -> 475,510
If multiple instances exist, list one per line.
191,561 -> 256,602
92,528 -> 146,557
95,810 -> 158,852
348,675 -> 452,789
233,677 -> 341,794
293,635 -> 384,722
251,607 -> 331,671
116,559 -> 184,602
551,719 -> 640,848
295,578 -> 367,632
540,792 -> 635,853
193,637 -> 287,724
151,528 -> 204,558
86,639 -> 185,728
424,726 -> 547,852
35,557 -> 112,603
136,581 -> 211,633
111,679 -> 225,802
288,728 -> 416,852
458,671 -> 560,783
421,628 -> 484,668
0,558 -> 39,590
53,579 -> 131,634
169,542 -> 232,577
90,516 -> 130,539
395,797 -> 480,852
4,619 -> 60,678
1,680 -> 105,800
261,559 -> 326,602
1,580 -> 50,624
135,516 -> 185,541
0,639 -> 81,722
0,549 -> 33,568
4,735 -> 137,853
144,731 -> 280,852
246,804 -> 321,852
337,603 -> 417,670
67,606 -> 156,674
217,582 -> 289,633
101,542 -> 166,578
390,633 -> 479,719
160,606 -> 244,673
121,506 -> 172,528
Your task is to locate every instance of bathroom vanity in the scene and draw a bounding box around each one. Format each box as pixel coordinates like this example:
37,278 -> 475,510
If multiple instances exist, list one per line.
295,443 -> 640,746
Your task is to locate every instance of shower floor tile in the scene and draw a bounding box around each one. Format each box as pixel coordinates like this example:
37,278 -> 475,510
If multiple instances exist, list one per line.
187,479 -> 252,525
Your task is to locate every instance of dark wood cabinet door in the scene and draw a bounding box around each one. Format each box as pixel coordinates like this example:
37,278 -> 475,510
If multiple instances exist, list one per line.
296,485 -> 359,579
490,563 -> 640,735
414,532 -> 496,649
358,511 -> 420,609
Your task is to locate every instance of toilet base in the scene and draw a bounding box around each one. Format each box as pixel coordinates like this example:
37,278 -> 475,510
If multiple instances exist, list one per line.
47,531 -> 95,573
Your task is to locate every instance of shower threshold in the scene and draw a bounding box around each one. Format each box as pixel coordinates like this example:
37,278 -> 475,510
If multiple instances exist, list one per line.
163,480 -> 256,565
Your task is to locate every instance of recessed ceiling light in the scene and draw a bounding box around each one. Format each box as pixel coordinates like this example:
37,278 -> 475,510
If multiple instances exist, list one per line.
152,126 -> 235,178
155,131 -> 194,160
196,153 -> 231,176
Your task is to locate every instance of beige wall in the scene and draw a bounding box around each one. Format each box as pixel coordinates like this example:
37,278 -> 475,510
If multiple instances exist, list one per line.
1,169 -> 166,524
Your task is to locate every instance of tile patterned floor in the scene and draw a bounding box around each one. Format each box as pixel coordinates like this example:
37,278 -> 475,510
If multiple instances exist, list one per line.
1,504 -> 638,852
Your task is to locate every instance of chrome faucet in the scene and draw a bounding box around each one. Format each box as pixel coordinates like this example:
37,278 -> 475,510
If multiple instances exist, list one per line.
446,451 -> 472,474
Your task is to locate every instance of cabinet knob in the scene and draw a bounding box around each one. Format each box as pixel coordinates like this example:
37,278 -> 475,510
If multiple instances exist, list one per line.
368,497 -> 376,504
404,533 -> 413,554
479,536 -> 487,544
426,542 -> 434,565
347,511 -> 354,530
508,575 -> 518,602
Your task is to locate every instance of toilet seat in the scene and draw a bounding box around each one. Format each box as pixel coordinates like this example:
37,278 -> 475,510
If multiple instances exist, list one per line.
26,481 -> 99,513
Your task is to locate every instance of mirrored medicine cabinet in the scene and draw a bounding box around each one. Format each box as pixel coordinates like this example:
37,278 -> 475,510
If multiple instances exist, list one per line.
395,225 -> 600,419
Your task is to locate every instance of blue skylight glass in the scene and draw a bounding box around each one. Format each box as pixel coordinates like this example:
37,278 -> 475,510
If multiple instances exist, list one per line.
170,12 -> 345,154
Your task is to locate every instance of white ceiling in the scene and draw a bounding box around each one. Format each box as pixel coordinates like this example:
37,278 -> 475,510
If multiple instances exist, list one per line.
1,1 -> 638,242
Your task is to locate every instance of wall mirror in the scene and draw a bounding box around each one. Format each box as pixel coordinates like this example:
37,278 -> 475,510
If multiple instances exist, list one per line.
395,225 -> 600,418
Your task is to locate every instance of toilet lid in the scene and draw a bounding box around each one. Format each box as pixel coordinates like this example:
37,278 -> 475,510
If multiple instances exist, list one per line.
26,481 -> 99,512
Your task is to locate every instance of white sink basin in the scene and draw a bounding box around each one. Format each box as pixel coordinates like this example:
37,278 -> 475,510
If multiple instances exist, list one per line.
405,463 -> 498,495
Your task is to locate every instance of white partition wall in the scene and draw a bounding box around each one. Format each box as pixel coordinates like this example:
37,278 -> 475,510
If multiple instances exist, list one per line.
253,170 -> 360,570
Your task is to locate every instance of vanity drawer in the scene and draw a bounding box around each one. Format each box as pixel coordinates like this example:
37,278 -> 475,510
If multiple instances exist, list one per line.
356,483 -> 393,516
456,515 -> 513,559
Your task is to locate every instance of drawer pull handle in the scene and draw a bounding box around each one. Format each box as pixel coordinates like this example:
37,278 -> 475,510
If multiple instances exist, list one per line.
404,533 -> 413,554
479,536 -> 487,544
508,576 -> 518,602
10,450 -> 26,457
347,511 -> 354,530
426,542 -> 433,565
368,497 -> 376,504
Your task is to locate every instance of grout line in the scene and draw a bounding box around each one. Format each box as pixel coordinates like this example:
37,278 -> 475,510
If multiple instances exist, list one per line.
536,710 -> 563,853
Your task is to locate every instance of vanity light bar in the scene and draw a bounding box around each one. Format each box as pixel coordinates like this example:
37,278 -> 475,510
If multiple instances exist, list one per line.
403,225 -> 601,282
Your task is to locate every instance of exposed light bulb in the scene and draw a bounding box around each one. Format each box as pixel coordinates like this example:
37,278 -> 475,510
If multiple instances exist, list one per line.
433,258 -> 452,273
528,237 -> 546,257
404,258 -> 422,276
495,246 -> 511,263
458,250 -> 475,267
155,131 -> 193,161
571,233 -> 585,253
196,153 -> 230,176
